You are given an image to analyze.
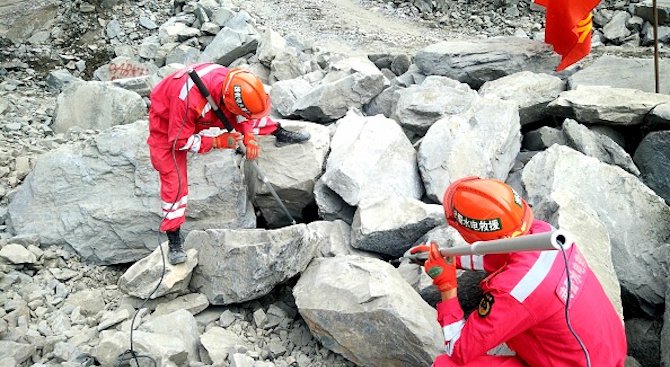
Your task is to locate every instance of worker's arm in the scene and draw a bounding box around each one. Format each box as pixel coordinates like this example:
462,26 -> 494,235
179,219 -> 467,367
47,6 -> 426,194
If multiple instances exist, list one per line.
437,289 -> 534,365
166,94 -> 242,154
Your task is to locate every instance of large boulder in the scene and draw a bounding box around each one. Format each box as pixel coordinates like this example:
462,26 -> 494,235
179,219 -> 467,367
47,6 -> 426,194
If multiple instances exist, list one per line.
418,96 -> 520,202
186,224 -> 317,305
7,121 -> 255,264
320,111 -> 423,207
522,145 -> 670,314
479,71 -> 566,126
562,119 -> 640,175
415,37 -> 559,89
199,27 -> 259,66
634,131 -> 670,205
306,220 -> 370,258
291,58 -> 387,123
351,197 -> 444,257
547,85 -> 670,126
246,121 -> 330,227
294,256 -> 443,367
53,81 -> 147,133
96,330 -> 188,367
0,0 -> 58,44
117,242 -> 198,299
569,55 -> 670,94
392,76 -> 478,139
625,318 -> 662,367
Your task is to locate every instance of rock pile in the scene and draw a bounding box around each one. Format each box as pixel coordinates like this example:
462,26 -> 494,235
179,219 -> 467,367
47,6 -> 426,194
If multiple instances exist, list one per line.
1,0 -> 670,366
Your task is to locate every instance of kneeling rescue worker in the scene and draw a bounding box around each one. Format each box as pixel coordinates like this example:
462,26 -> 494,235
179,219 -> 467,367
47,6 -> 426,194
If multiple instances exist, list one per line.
410,177 -> 627,367
147,62 -> 310,265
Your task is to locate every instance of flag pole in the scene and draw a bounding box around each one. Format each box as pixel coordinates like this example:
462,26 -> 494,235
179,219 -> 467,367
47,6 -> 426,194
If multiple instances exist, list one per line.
653,0 -> 660,93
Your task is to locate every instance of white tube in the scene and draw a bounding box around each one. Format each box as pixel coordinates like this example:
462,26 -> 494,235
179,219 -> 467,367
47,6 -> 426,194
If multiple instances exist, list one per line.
403,229 -> 573,262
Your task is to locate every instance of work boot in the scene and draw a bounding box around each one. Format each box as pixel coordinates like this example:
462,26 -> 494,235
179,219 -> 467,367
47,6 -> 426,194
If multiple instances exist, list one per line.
272,124 -> 310,147
166,229 -> 187,265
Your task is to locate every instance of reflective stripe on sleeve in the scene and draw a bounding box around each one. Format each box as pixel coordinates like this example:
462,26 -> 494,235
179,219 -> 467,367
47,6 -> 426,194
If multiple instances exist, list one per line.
178,64 -> 223,100
443,319 -> 465,356
510,251 -> 559,302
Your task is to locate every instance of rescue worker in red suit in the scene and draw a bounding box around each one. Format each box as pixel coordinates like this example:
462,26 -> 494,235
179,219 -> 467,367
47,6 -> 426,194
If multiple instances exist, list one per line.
409,177 -> 627,367
148,62 -> 310,265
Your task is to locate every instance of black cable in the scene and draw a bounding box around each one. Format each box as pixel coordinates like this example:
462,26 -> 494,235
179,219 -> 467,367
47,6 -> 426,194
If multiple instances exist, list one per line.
557,243 -> 591,367
116,71 -> 193,367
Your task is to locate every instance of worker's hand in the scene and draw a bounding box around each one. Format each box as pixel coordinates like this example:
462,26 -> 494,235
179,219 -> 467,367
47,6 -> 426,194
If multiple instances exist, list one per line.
243,133 -> 259,160
413,242 -> 457,293
212,132 -> 242,149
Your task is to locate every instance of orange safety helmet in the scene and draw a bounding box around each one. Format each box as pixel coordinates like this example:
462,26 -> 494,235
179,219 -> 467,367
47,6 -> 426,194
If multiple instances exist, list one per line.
222,68 -> 270,119
442,176 -> 533,243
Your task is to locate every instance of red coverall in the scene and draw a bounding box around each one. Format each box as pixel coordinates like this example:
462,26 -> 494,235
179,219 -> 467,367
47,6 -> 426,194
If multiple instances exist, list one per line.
147,63 -> 278,231
433,219 -> 627,367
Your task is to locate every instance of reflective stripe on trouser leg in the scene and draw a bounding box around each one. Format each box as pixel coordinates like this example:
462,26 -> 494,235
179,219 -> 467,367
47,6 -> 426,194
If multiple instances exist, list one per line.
149,145 -> 189,232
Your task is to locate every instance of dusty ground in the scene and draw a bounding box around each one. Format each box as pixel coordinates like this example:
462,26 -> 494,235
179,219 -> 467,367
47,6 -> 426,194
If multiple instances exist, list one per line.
231,0 -> 499,55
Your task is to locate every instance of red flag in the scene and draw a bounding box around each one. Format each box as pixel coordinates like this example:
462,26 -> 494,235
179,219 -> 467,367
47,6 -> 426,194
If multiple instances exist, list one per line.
535,0 -> 601,71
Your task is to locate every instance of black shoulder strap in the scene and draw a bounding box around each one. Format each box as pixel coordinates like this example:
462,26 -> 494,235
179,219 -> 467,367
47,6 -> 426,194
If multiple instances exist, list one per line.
186,68 -> 235,132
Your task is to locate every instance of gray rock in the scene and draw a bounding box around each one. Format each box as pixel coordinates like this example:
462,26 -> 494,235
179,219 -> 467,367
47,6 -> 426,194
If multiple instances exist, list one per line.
479,71 -> 566,125
0,341 -> 35,364
139,15 -> 158,30
392,76 -> 478,138
201,22 -> 221,35
320,111 -> 423,206
7,121 -> 255,264
118,242 -> 198,299
522,126 -> 567,151
109,75 -> 160,98
626,356 -> 643,367
96,330 -> 188,367
199,27 -> 259,66
351,197 -> 444,257
269,78 -> 312,117
589,125 -> 626,147
363,84 -> 402,118
313,178 -> 356,224
64,289 -> 105,316
547,85 -> 670,126
97,309 -> 131,331
292,58 -> 386,123
562,119 -> 640,175
415,37 -> 559,89
634,0 -> 670,24
522,145 -> 670,314
647,103 -> 670,130
141,309 -> 200,362
187,224 -> 317,305
46,69 -> 83,92
211,7 -> 236,27
0,244 -> 37,264
52,81 -> 146,133
153,293 -> 210,317
257,29 -> 288,67
603,11 -> 632,43
307,220 -> 366,258
641,23 -> 670,46
200,327 -> 250,364
418,96 -> 520,203
165,44 -> 201,65
391,54 -> 412,76
634,131 -> 670,204
247,121 -> 330,227
294,256 -> 443,367
394,63 -> 426,87
625,318 -> 662,367
0,0 -> 58,44
270,48 -> 312,82
158,19 -> 200,44
568,55 -> 670,94
106,18 -> 122,39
